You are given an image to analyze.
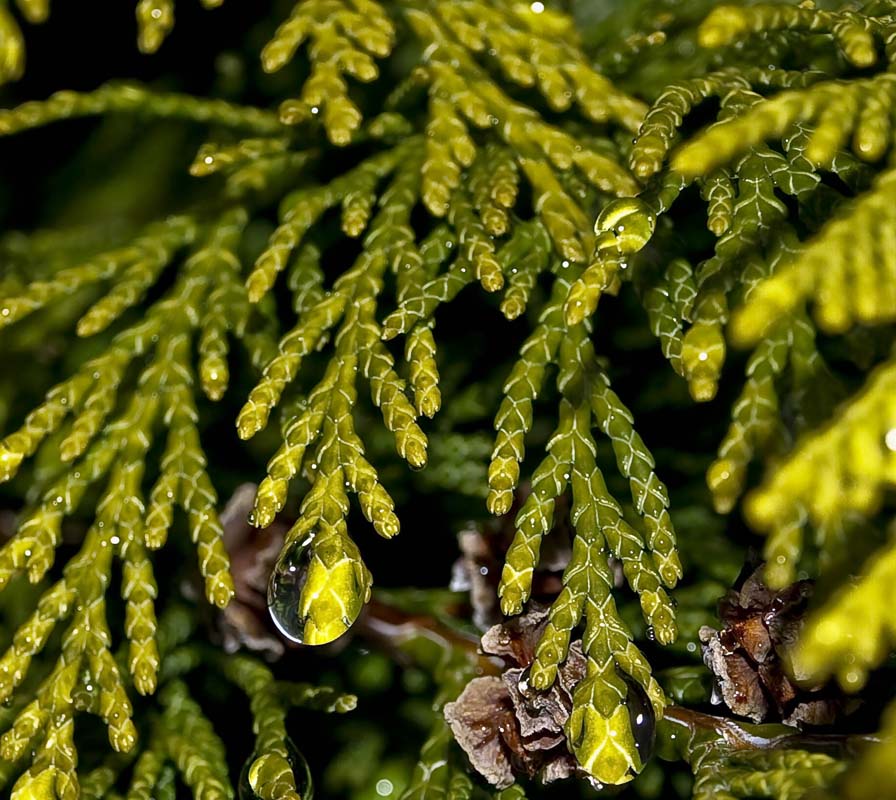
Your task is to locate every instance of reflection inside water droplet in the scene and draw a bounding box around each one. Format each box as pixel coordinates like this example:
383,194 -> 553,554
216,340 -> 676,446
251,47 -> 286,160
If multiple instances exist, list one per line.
267,536 -> 316,644
267,534 -> 364,645
238,737 -> 314,800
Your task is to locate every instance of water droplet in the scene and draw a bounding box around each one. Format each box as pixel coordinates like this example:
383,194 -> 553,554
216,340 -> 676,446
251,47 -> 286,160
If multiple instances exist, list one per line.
843,669 -> 861,686
624,679 -> 656,763
517,666 -> 535,699
267,535 -> 364,645
268,537 -> 315,643
645,625 -> 656,642
238,738 -> 313,800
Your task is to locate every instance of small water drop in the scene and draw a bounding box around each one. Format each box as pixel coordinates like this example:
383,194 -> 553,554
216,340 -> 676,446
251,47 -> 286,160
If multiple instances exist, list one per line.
645,625 -> 656,642
624,679 -> 656,763
238,738 -> 313,800
517,666 -> 535,699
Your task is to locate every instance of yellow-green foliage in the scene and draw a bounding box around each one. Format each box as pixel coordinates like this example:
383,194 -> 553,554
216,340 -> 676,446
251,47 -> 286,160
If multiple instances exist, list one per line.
3,0 -> 896,798
663,717 -> 849,800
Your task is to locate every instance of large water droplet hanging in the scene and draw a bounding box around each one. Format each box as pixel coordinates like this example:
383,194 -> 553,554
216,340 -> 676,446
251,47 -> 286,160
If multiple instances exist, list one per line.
267,533 -> 367,645
238,738 -> 313,800
267,535 -> 315,644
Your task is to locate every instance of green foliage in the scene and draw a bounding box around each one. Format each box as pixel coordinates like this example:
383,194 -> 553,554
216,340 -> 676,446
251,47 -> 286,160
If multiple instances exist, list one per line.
1,0 -> 896,798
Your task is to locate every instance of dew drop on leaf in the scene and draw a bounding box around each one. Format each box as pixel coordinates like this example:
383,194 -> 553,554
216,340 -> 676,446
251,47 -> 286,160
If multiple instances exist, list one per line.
267,534 -> 364,645
624,679 -> 656,762
238,737 -> 313,800
267,536 -> 315,644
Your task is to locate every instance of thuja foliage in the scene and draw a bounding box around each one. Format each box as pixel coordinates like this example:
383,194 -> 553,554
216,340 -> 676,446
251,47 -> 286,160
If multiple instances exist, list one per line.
0,0 -> 896,798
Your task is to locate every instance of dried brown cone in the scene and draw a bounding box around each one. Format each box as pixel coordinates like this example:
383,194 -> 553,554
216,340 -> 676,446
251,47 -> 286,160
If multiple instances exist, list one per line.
444,603 -> 593,789
218,483 -> 289,658
450,484 -> 569,630
699,566 -> 850,726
